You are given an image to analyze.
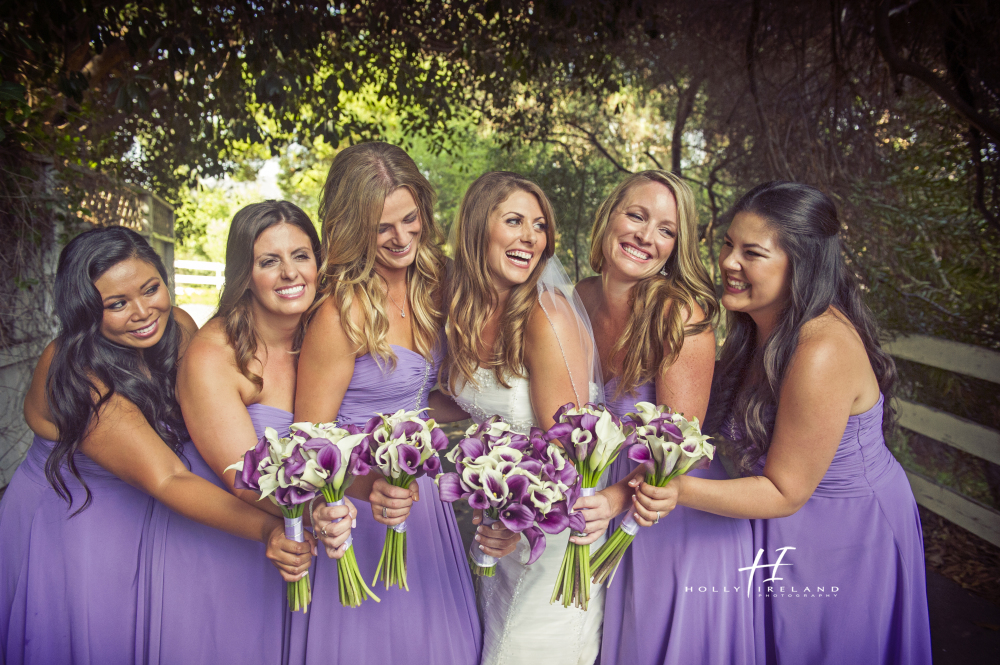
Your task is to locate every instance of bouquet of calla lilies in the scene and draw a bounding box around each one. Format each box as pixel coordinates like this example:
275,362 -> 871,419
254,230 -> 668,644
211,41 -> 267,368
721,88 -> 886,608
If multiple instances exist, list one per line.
361,409 -> 449,591
589,403 -> 714,586
228,426 -> 320,613
544,403 -> 634,610
285,422 -> 381,607
436,416 -> 584,576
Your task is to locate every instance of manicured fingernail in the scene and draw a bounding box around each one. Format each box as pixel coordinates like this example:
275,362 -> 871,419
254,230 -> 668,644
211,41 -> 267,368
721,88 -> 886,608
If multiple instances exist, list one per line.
352,518 -> 357,528
478,544 -> 484,551
474,535 -> 481,542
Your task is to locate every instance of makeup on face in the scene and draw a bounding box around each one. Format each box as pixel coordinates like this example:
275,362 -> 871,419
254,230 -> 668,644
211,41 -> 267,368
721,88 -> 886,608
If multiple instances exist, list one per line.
602,180 -> 678,281
719,212 -> 791,319
248,223 -> 318,317
95,257 -> 172,349
485,189 -> 548,293
375,187 -> 422,272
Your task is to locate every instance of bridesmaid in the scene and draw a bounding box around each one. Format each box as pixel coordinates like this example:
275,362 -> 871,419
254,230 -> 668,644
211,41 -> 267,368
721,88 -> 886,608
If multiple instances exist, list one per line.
149,202 -> 351,663
0,227 -> 307,665
649,182 -> 932,664
575,170 -> 755,665
293,142 -> 481,664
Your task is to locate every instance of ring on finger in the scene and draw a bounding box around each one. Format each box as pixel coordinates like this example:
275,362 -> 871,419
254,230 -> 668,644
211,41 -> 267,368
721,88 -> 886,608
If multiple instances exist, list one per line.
320,525 -> 328,538
382,506 -> 388,518
654,511 -> 660,525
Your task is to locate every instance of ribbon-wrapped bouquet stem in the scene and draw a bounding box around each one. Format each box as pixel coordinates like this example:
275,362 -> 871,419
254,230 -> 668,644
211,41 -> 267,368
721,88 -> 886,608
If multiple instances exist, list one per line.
286,422 -> 380,607
589,403 -> 714,585
436,416 -> 583,576
362,409 -> 449,591
545,403 -> 634,610
228,426 -> 321,613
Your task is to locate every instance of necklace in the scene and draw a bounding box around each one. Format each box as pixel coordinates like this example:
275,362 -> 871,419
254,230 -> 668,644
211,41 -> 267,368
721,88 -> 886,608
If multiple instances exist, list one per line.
385,281 -> 407,318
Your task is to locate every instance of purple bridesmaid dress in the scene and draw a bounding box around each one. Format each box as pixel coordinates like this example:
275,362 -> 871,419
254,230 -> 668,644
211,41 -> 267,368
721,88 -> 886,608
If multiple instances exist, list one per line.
292,344 -> 481,665
0,435 -> 155,665
600,378 -> 755,665
738,395 -> 932,665
140,403 -> 293,665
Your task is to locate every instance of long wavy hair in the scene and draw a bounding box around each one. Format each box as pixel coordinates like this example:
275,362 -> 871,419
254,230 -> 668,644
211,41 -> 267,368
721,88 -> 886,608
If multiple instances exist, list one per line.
214,201 -> 321,393
707,181 -> 897,473
307,142 -> 446,367
46,226 -> 187,513
445,171 -> 557,393
590,170 -> 719,399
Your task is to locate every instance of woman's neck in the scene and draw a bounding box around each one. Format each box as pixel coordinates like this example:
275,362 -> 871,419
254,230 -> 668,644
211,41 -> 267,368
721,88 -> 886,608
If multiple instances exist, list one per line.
251,301 -> 300,350
598,270 -> 636,320
375,262 -> 409,292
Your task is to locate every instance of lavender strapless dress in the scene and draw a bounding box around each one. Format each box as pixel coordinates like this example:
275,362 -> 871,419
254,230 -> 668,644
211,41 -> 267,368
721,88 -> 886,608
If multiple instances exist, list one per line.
292,345 -> 481,665
600,378 -> 755,665
0,435 -> 155,664
740,395 -> 931,665
141,403 -> 293,664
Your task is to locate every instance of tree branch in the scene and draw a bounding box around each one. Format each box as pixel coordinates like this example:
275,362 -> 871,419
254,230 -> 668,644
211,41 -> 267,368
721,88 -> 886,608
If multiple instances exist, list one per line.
873,0 -> 1000,145
565,121 -> 632,174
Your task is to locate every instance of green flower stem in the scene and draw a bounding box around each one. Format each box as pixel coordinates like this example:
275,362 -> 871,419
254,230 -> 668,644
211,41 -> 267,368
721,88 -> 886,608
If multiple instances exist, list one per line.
372,474 -> 413,591
321,485 -> 380,606
280,504 -> 312,613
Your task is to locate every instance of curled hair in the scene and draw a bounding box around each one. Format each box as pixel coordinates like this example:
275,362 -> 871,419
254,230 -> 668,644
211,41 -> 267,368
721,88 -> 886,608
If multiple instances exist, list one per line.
46,226 -> 187,513
215,201 -> 321,392
445,171 -> 556,393
589,170 -> 718,399
708,181 -> 898,473
308,142 -> 446,367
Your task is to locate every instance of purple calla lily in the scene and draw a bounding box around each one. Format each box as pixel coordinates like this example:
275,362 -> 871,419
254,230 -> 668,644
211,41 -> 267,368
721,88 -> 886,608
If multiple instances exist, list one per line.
275,484 -> 318,505
468,489 -> 490,510
396,444 -> 422,475
437,473 -> 465,502
505,474 -> 531,502
421,454 -> 441,476
499,502 -> 536,532
536,505 -> 570,534
523,526 -> 547,564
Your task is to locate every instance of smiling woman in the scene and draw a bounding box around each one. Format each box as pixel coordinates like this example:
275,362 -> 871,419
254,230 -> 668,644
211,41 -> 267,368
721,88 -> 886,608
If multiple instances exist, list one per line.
0,226 -> 310,665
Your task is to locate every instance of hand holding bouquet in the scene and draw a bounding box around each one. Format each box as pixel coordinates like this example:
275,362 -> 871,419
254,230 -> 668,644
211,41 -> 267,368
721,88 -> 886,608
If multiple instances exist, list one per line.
544,403 -> 634,610
227,426 -> 319,613
362,409 -> 449,590
287,422 -> 380,607
436,416 -> 583,576
589,403 -> 714,585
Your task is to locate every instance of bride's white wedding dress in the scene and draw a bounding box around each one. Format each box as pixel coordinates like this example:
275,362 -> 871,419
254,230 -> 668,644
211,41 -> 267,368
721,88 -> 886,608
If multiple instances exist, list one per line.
454,368 -> 606,665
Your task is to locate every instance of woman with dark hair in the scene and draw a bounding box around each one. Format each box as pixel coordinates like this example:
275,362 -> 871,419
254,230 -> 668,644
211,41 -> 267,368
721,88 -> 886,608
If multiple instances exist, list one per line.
646,182 -> 932,664
293,142 -> 482,664
0,226 -> 310,665
575,170 -> 753,665
146,201 -> 342,663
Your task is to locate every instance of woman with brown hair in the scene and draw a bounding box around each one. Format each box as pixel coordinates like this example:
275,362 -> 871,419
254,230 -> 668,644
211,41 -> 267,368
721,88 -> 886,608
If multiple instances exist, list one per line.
166,201 -> 348,663
575,170 -> 754,665
444,171 -> 605,665
293,142 -> 482,665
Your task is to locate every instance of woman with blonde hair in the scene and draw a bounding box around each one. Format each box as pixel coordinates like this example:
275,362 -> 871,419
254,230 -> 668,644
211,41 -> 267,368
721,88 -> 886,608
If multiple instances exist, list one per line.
294,142 -> 482,664
575,170 -> 754,664
443,171 -> 605,665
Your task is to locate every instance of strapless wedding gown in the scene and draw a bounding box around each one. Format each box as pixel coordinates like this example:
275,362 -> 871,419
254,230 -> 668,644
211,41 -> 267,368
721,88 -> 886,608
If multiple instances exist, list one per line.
454,368 -> 605,665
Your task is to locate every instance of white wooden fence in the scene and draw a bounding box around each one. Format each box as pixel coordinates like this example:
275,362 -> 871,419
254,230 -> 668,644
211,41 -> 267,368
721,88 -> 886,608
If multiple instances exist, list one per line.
883,334 -> 1000,548
174,260 -> 225,288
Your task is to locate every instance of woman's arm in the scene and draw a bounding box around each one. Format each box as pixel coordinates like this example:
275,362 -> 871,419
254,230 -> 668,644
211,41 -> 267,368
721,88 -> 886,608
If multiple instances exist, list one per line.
634,323 -> 867,524
176,326 -> 280,517
524,292 -> 594,430
294,297 -> 417,545
80,391 -> 313,581
579,303 -> 716,544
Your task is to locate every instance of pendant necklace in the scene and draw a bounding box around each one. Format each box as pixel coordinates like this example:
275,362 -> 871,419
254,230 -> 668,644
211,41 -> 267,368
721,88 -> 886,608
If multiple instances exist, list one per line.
385,281 -> 407,318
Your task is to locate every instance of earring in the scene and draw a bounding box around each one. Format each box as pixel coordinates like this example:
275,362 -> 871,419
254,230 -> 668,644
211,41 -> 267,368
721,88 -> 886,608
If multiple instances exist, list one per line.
660,265 -> 670,277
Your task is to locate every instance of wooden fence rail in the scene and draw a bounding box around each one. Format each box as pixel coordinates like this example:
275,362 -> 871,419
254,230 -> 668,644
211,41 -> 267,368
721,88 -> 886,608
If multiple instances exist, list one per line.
883,334 -> 1000,548
174,260 -> 225,289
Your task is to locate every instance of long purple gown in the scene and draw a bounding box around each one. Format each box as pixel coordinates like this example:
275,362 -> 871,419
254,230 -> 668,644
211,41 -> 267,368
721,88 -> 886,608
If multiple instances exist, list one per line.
140,403 -> 293,664
600,378 -> 755,665
736,395 -> 932,665
292,344 -> 481,665
0,435 -> 155,664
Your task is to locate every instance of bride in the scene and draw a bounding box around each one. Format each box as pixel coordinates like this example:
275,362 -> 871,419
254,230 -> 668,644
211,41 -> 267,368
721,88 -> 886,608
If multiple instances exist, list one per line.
440,171 -> 609,665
